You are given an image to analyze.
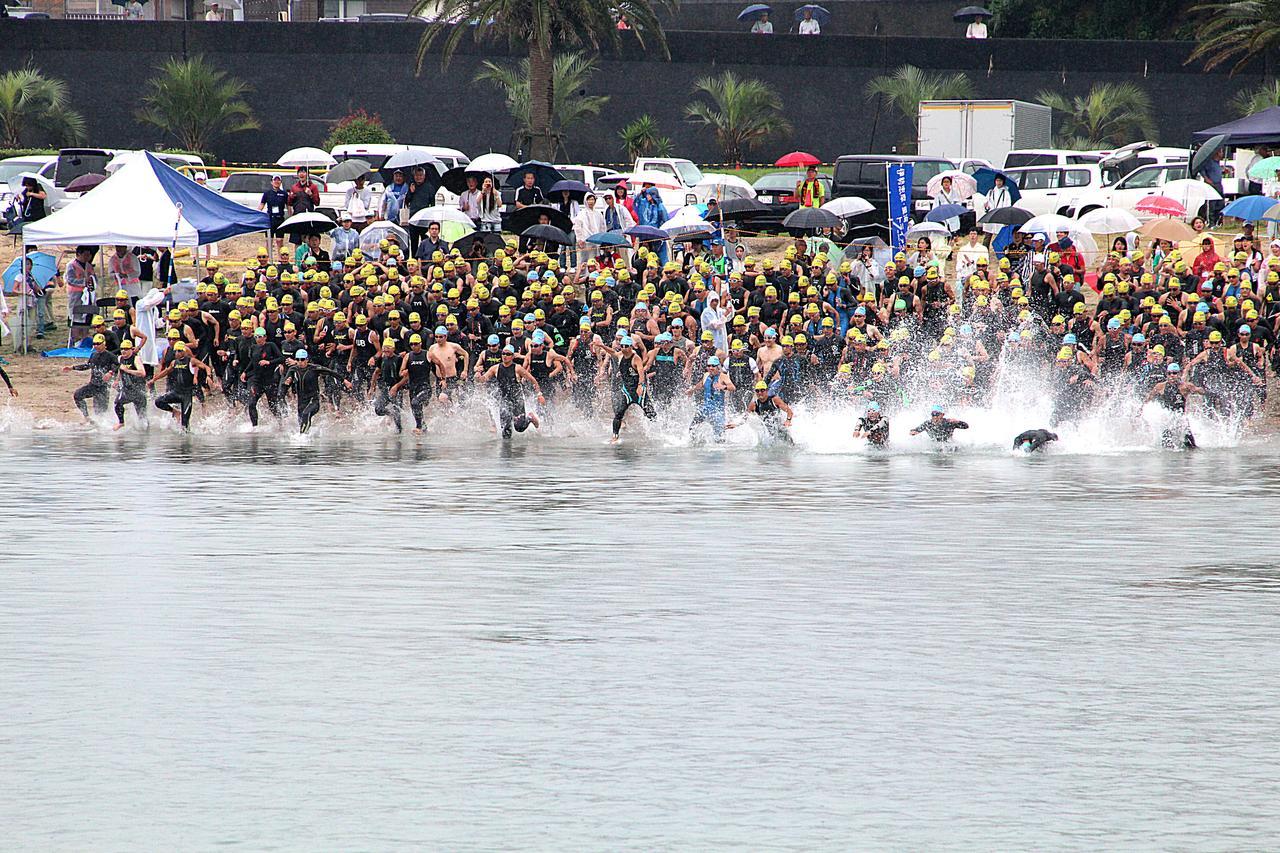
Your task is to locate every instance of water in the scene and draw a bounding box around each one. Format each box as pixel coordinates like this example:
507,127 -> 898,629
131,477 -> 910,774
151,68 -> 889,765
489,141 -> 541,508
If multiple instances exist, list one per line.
4,421 -> 1280,849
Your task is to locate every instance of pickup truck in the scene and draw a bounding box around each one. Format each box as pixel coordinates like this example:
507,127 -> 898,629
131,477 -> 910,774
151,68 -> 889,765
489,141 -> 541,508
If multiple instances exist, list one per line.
220,171 -> 353,219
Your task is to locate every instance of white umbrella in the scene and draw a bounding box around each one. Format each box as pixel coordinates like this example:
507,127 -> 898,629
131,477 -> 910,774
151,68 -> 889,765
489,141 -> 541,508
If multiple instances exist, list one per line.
408,206 -> 475,227
1077,207 -> 1142,234
1021,213 -> 1077,236
821,196 -> 874,217
661,205 -> 713,237
625,170 -> 683,190
905,221 -> 950,249
1158,178 -> 1222,217
359,221 -> 410,253
383,148 -> 446,173
278,147 -> 336,169
695,174 -> 755,198
926,170 -> 977,200
468,153 -> 520,173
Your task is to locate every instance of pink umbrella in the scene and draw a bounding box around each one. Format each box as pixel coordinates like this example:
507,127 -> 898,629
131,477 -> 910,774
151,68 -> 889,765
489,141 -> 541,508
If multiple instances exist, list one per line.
1135,195 -> 1186,217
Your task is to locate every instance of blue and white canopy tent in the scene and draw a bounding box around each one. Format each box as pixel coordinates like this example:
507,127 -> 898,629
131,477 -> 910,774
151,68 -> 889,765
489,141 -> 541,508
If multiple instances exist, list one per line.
15,152 -> 269,353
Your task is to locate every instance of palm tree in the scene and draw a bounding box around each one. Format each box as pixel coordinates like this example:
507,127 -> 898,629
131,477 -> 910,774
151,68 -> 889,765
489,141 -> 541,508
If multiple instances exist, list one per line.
1232,79 -> 1280,114
864,65 -> 973,152
1036,83 -> 1157,148
413,0 -> 671,161
685,72 -> 791,165
475,52 -> 609,158
136,56 -> 259,155
1189,0 -> 1280,73
0,67 -> 87,148
618,114 -> 672,159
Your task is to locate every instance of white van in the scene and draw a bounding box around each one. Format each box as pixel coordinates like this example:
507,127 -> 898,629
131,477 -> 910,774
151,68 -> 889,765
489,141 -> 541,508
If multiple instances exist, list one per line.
328,143 -> 470,172
1002,163 -> 1116,217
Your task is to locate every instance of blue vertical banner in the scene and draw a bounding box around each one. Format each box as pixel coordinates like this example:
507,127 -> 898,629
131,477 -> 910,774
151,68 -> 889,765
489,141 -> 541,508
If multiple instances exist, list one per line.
887,162 -> 914,255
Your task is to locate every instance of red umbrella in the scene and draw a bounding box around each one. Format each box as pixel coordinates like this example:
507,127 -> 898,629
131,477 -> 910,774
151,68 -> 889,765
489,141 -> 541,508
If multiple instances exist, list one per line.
774,151 -> 821,168
1135,195 -> 1186,218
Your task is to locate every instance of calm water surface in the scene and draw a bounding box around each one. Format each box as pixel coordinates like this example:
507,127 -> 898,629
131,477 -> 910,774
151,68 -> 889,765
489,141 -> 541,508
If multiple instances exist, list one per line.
3,433 -> 1279,849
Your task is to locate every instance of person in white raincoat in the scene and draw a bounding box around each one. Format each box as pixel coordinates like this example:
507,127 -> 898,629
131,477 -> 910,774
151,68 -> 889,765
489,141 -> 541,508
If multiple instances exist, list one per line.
136,286 -> 166,367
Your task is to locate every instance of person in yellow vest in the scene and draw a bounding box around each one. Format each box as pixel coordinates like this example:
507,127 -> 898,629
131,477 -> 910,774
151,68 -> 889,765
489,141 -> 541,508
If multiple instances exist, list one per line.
796,166 -> 825,208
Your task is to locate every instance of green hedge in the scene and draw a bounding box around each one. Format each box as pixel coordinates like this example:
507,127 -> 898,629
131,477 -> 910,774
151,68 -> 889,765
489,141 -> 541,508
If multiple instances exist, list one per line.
0,148 -> 57,159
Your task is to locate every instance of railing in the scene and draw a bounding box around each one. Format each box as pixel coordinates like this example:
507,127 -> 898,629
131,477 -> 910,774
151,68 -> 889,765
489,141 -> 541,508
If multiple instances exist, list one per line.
64,11 -> 126,18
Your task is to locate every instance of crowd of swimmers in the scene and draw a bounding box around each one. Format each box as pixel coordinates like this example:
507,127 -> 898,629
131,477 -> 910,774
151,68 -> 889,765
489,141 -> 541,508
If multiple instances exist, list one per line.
49,233 -> 1274,451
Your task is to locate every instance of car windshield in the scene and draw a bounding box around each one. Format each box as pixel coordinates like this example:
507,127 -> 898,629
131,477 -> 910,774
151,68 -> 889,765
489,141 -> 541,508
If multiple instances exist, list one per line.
911,161 -> 953,184
675,161 -> 704,186
754,173 -> 805,191
0,162 -> 40,185
558,168 -> 585,184
1117,168 -> 1163,190
223,174 -> 284,193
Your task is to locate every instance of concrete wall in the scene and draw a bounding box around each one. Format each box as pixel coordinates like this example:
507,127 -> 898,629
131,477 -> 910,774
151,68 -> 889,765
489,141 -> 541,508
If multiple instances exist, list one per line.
0,20 -> 1257,165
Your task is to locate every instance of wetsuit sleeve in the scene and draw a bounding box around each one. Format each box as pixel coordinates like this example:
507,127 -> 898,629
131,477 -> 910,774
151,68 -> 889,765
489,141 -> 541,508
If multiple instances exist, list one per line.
1012,430 -> 1031,448
0,365 -> 10,389
952,420 -> 970,429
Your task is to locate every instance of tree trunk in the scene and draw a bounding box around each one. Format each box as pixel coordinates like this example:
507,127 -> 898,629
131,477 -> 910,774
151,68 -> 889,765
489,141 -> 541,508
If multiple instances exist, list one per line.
527,41 -> 557,162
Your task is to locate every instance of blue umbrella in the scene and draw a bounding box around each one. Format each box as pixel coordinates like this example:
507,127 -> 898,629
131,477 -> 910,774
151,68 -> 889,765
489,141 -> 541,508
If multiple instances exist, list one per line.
1223,194 -> 1275,222
587,231 -> 628,246
2,251 -> 57,296
926,203 -> 967,224
973,167 -> 1022,203
624,225 -> 669,242
737,2 -> 770,20
794,4 -> 831,23
504,161 -> 564,194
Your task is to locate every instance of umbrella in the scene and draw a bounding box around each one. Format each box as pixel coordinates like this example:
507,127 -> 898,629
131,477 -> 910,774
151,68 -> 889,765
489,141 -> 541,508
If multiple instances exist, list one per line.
624,224 -> 669,242
2,251 -> 58,296
1022,213 -> 1079,235
408,205 -> 475,227
624,170 -> 683,190
1190,134 -> 1227,178
65,173 -> 107,193
794,3 -> 830,24
972,167 -> 1022,203
926,170 -> 977,200
1159,179 -> 1222,207
695,175 -> 755,198
925,203 -> 968,224
359,221 -> 410,252
1139,218 -> 1197,243
1222,194 -> 1273,221
712,196 -> 771,220
737,2 -> 770,20
662,205 -> 713,237
1247,155 -> 1280,179
978,206 -> 1033,226
587,231 -> 628,246
276,211 -> 336,237
469,152 -> 520,173
326,159 -> 374,184
278,146 -> 335,169
1135,195 -> 1187,218
847,235 -> 889,248
438,220 -> 476,245
953,5 -> 992,21
1077,207 -> 1141,234
440,167 -> 492,195
504,161 -> 564,194
521,224 -> 571,246
821,197 -> 875,217
450,231 -> 506,258
506,204 -> 573,234
775,151 -> 821,168
548,179 -> 592,202
783,207 -> 842,232
383,148 -> 445,172
905,222 -> 949,248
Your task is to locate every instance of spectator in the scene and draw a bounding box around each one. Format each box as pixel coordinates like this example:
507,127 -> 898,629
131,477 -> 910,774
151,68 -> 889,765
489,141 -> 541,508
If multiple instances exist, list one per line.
414,221 -> 448,261
204,2 -> 224,21
343,173 -> 374,229
602,191 -> 635,232
514,172 -> 545,208
5,176 -> 47,234
108,244 -> 142,301
797,8 -> 820,35
381,169 -> 409,224
574,193 -> 606,270
405,164 -> 436,251
329,212 -> 360,260
477,176 -> 502,233
125,0 -> 145,19
258,174 -> 288,250
750,11 -> 772,33
458,174 -> 482,222
966,18 -> 988,38
796,166 -> 825,208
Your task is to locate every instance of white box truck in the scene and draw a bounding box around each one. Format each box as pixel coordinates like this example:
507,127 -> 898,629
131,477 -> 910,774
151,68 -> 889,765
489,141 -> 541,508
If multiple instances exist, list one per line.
918,100 -> 1052,167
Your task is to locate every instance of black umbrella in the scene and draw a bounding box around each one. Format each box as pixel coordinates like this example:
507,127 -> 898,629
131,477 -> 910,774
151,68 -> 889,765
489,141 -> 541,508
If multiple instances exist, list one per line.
504,160 -> 564,194
506,204 -> 573,234
548,179 -> 591,203
710,196 -> 770,220
521,224 -> 572,246
953,5 -> 992,22
783,206 -> 842,232
441,166 -> 493,195
450,231 -> 508,259
277,211 -> 337,237
977,206 -> 1033,226
326,159 -> 374,184
1191,134 -> 1228,178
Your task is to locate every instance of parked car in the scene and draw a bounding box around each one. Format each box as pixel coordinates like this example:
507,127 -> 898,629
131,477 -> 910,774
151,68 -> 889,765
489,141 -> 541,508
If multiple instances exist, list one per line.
1003,149 -> 1107,169
219,171 -> 348,218
554,164 -> 619,190
1063,163 -> 1218,221
0,154 -> 57,213
750,171 -> 832,234
953,157 -> 993,175
54,148 -> 117,188
831,154 -> 954,235
1000,163 -> 1115,217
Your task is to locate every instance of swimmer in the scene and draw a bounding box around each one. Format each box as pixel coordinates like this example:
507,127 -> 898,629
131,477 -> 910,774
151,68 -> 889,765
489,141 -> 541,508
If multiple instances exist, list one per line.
745,380 -> 794,444
910,405 -> 969,442
853,401 -> 890,446
479,344 -> 542,439
1013,429 -> 1058,453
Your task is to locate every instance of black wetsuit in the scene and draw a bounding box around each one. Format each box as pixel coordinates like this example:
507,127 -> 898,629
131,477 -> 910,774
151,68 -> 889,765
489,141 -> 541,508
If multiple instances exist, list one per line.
912,416 -> 969,442
494,362 -> 533,438
244,340 -> 283,426
1013,429 -> 1058,452
404,349 -> 435,430
154,355 -> 198,429
71,349 -> 117,417
113,353 -> 148,425
611,354 -> 656,437
1155,381 -> 1196,449
856,413 -> 890,446
373,352 -> 403,432
752,393 -> 794,444
284,363 -> 342,432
